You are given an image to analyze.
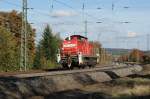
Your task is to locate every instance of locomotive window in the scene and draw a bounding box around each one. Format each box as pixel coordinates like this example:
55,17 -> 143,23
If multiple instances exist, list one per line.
77,37 -> 81,40
77,37 -> 85,41
65,37 -> 69,40
81,38 -> 85,41
65,37 -> 73,41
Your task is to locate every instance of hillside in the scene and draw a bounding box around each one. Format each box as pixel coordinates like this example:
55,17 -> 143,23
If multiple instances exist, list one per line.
105,48 -> 132,56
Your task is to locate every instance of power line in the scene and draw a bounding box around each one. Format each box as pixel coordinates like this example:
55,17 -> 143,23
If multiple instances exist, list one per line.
1,0 -> 51,17
1,0 -> 105,25
53,0 -> 103,21
1,0 -> 84,35
53,0 -> 104,37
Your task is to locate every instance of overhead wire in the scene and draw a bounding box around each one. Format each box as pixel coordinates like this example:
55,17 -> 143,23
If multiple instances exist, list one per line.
53,0 -> 104,21
1,0 -> 106,26
0,0 -> 144,49
0,0 -> 51,17
0,0 -> 62,30
0,0 -> 21,8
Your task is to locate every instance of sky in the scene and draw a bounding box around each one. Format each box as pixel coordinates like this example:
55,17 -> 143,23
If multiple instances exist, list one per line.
0,0 -> 150,50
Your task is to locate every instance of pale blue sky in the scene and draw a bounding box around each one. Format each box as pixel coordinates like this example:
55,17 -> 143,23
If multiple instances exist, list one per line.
0,0 -> 150,50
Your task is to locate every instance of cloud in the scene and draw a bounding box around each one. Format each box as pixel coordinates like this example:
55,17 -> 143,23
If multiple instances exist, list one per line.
51,10 -> 77,18
127,32 -> 137,38
116,32 -> 138,40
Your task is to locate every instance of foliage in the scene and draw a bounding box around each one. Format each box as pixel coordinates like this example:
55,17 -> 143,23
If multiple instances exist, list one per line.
90,41 -> 112,64
129,49 -> 144,62
118,49 -> 150,64
142,55 -> 150,64
118,54 -> 129,62
33,25 -> 60,69
42,25 -> 59,61
33,43 -> 42,69
0,27 -> 18,71
0,10 -> 35,70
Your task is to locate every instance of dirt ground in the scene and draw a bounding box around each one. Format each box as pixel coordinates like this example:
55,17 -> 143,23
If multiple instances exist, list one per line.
28,64 -> 150,99
83,64 -> 150,99
0,65 -> 149,99
28,74 -> 150,99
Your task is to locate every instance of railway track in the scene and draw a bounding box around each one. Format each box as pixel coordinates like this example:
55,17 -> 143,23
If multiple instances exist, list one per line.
11,64 -> 140,78
0,64 -> 143,97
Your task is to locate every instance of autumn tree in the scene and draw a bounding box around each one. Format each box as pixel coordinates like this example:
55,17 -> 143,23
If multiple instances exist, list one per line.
118,54 -> 129,62
0,10 -> 35,69
0,27 -> 18,71
142,55 -> 150,64
129,49 -> 144,62
90,41 -> 112,64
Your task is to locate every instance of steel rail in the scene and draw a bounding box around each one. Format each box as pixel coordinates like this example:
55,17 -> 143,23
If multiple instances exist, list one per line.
12,65 -> 138,78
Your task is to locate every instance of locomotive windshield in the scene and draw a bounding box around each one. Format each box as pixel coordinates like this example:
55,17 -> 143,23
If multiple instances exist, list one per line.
65,36 -> 73,41
65,35 -> 87,41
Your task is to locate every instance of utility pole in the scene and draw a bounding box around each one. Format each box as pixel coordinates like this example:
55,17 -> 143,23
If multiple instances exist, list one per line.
84,20 -> 87,37
50,0 -> 54,13
147,34 -> 150,51
82,1 -> 87,37
97,33 -> 101,41
20,0 -> 28,71
112,2 -> 114,11
137,40 -> 140,49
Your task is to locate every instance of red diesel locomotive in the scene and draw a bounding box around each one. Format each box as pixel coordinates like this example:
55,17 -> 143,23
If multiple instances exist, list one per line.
57,35 -> 99,69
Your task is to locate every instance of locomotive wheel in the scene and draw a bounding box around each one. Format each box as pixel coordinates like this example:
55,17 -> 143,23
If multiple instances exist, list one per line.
70,66 -> 74,70
81,65 -> 85,69
88,65 -> 95,68
67,56 -> 74,69
78,65 -> 81,69
62,63 -> 68,69
89,65 -> 95,68
88,65 -> 92,68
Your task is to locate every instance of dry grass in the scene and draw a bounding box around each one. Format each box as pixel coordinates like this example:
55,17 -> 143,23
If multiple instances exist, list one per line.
110,76 -> 150,98
81,75 -> 150,99
142,64 -> 150,73
112,77 -> 150,86
112,85 -> 150,98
